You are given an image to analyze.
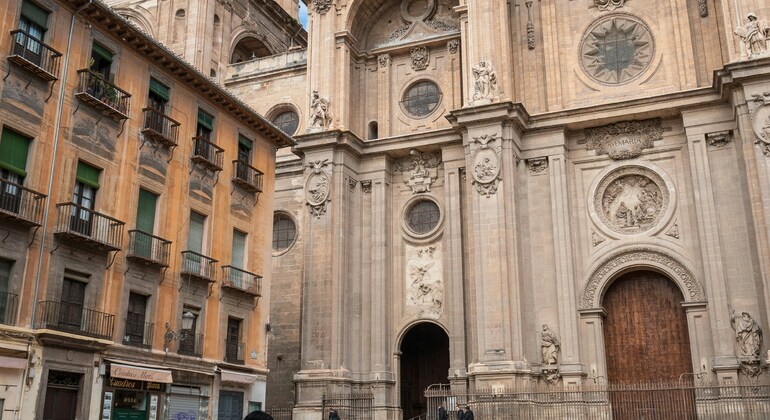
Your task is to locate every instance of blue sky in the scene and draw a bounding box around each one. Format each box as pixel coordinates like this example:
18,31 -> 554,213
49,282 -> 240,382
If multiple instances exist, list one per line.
299,2 -> 308,28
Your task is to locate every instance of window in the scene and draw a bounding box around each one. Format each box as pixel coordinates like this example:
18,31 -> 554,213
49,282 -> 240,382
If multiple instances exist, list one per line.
134,189 -> 158,259
60,277 -> 86,329
178,306 -> 199,356
71,162 -> 100,236
0,128 -> 31,214
124,292 -> 148,347
148,78 -> 169,113
401,81 -> 441,118
406,199 -> 440,235
272,213 -> 296,252
17,1 -> 49,64
271,111 -> 299,136
368,121 -> 378,140
218,390 -> 244,420
225,317 -> 242,364
90,43 -> 113,79
196,109 -> 214,140
0,259 -> 13,325
187,211 -> 205,254
231,230 -> 246,269
237,135 -> 252,164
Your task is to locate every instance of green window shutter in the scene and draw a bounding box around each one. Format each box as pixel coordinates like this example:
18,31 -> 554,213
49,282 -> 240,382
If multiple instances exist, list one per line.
0,129 -> 31,177
238,135 -> 253,150
136,189 -> 158,234
21,1 -> 49,30
187,212 -> 205,253
149,78 -> 170,102
91,43 -> 113,63
76,161 -> 100,189
231,230 -> 246,269
197,110 -> 214,131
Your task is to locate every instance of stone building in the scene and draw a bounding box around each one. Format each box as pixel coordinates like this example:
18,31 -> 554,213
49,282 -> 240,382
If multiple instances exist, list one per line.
0,0 -> 292,418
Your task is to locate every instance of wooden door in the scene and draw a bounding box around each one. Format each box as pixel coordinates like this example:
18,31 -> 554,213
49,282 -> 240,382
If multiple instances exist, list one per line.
42,387 -> 78,420
60,278 -> 86,330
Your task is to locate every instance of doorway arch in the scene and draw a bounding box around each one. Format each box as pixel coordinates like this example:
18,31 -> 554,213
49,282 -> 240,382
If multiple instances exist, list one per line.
399,322 -> 449,419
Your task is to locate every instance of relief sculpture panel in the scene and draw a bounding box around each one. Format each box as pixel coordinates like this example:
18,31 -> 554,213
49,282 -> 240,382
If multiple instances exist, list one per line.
405,243 -> 443,319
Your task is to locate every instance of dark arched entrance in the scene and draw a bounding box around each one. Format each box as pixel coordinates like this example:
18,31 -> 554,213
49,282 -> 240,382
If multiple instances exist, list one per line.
400,323 -> 449,419
603,270 -> 695,418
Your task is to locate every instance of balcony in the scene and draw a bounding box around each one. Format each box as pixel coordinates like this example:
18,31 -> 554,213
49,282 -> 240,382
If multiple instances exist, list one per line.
191,137 -> 224,172
232,160 -> 263,194
8,29 -> 62,81
177,332 -> 204,357
141,108 -> 180,148
35,300 -> 115,340
123,319 -> 153,349
221,266 -> 262,297
127,230 -> 171,268
224,340 -> 244,364
74,69 -> 130,120
0,177 -> 46,226
54,202 -> 125,252
0,291 -> 19,326
180,251 -> 218,283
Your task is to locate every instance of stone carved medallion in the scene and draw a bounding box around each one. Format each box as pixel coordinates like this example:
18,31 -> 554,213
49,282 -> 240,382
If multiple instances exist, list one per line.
405,244 -> 443,319
579,15 -> 654,85
594,0 -> 624,12
305,159 -> 331,218
411,47 -> 430,71
395,151 -> 442,194
470,134 -> 502,197
748,92 -> 770,156
378,54 -> 391,68
581,118 -> 663,160
594,166 -> 669,235
313,0 -> 332,14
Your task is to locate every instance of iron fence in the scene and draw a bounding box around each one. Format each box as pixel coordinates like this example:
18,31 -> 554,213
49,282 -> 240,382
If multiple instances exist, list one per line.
222,265 -> 262,296
322,391 -> 374,420
191,136 -> 224,171
0,291 -> 19,326
35,300 -> 115,340
8,29 -> 62,80
177,332 -> 204,357
0,177 -> 46,226
141,107 -> 180,147
54,202 -> 125,251
74,69 -> 131,119
264,407 -> 292,420
425,382 -> 770,420
232,160 -> 263,193
127,230 -> 171,267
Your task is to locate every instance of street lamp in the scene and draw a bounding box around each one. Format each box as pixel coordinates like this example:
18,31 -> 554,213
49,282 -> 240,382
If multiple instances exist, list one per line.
164,311 -> 196,351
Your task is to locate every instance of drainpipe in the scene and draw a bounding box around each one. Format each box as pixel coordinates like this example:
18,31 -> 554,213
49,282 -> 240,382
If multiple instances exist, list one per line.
30,0 -> 93,327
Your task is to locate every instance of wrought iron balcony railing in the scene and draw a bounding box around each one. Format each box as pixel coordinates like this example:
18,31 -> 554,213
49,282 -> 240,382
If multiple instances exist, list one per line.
191,137 -> 224,172
224,340 -> 244,364
123,319 -> 153,348
54,202 -> 125,252
127,230 -> 171,267
74,69 -> 131,120
0,177 -> 46,226
0,291 -> 19,326
141,108 -> 180,148
177,332 -> 203,357
8,29 -> 62,81
221,266 -> 262,296
232,160 -> 263,193
35,300 -> 115,340
180,251 -> 218,282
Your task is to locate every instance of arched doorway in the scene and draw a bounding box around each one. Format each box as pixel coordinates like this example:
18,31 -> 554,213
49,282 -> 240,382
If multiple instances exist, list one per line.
400,322 -> 449,419
230,37 -> 271,63
603,270 -> 695,417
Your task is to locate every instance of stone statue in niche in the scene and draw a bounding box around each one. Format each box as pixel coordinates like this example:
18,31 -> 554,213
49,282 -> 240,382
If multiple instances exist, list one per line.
602,175 -> 663,232
396,150 -> 442,194
406,244 -> 443,318
541,324 -> 560,365
472,59 -> 497,103
308,90 -> 332,130
734,13 -> 769,60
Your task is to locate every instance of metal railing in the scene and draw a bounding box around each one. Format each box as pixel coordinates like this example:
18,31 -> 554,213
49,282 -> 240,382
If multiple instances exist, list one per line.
221,266 -> 262,296
180,251 -> 218,282
74,69 -> 131,119
264,407 -> 293,420
141,108 -> 180,147
224,340 -> 244,364
0,291 -> 19,326
178,332 -> 204,357
191,136 -> 224,171
8,29 -> 62,81
127,230 -> 171,267
424,381 -> 770,419
35,300 -> 115,340
232,160 -> 263,193
322,392 -> 374,420
54,202 -> 125,251
0,177 -> 46,226
123,319 -> 153,348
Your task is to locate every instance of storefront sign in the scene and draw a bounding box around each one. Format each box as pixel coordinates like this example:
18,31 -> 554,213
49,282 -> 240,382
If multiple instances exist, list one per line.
111,364 -> 173,383
109,377 -> 141,390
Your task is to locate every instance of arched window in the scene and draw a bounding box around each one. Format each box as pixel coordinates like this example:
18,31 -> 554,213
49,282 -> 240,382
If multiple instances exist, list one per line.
401,80 -> 441,118
368,121 -> 378,140
271,110 -> 300,136
231,37 -> 270,63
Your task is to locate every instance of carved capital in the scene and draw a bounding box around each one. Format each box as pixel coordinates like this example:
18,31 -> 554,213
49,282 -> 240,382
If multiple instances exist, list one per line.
347,176 -> 358,192
361,180 -> 372,194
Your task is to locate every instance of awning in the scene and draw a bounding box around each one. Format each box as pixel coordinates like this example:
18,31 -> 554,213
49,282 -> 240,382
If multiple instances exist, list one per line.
219,369 -> 257,384
110,362 -> 173,383
0,356 -> 28,370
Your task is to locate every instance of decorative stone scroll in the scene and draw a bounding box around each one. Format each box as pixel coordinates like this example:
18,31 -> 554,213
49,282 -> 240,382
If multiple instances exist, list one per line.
748,92 -> 770,156
411,47 -> 430,71
470,134 -> 502,197
581,118 -> 663,160
730,309 -> 764,377
406,244 -> 443,319
313,0 -> 332,14
594,0 -> 624,12
472,59 -> 497,103
395,151 -> 442,194
305,159 -> 331,218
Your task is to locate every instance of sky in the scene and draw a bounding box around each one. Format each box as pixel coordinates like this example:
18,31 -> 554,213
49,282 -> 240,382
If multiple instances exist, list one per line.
299,2 -> 308,29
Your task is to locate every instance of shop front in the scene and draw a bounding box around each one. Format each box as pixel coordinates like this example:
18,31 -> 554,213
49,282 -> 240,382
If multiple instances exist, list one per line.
101,362 -> 172,420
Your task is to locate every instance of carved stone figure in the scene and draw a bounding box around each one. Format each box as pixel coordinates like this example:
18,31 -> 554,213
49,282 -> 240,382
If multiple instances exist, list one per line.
541,324 -> 560,365
472,59 -> 497,102
731,310 -> 763,358
735,13 -> 769,59
396,151 -> 442,194
308,90 -> 332,130
594,0 -> 624,12
411,47 -> 430,71
406,244 -> 443,318
602,175 -> 664,232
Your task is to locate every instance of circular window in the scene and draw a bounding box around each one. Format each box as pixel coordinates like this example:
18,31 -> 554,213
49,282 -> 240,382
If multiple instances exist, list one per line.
579,15 -> 654,85
272,111 -> 299,136
401,81 -> 441,118
272,213 -> 296,252
406,199 -> 441,235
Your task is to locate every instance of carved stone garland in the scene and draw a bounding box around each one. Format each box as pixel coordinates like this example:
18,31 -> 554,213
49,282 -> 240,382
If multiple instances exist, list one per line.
469,134 -> 502,197
396,151 -> 442,194
748,92 -> 770,157
305,159 -> 332,218
525,0 -> 535,50
581,118 -> 663,160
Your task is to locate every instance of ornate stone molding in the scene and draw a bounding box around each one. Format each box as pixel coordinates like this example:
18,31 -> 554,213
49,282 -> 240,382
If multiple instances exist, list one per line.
579,15 -> 654,85
447,39 -> 459,54
528,157 -> 548,175
591,230 -> 605,247
666,223 -> 680,239
305,159 -> 331,218
471,59 -> 497,103
395,151 -> 442,194
706,131 -> 732,148
697,0 -> 708,17
580,247 -> 705,309
410,47 -> 430,71
525,0 -> 535,50
469,134 -> 502,197
361,180 -> 372,194
594,0 -> 624,11
313,0 -> 332,15
378,54 -> 391,68
581,118 -> 663,160
748,92 -> 770,156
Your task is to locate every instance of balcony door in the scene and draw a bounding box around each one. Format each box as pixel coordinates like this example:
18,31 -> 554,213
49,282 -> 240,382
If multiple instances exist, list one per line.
70,162 -> 100,237
59,278 -> 86,331
185,212 -> 206,275
178,308 -> 199,356
125,293 -> 147,346
236,136 -> 252,180
147,78 -> 169,135
134,189 -> 158,259
0,129 -> 31,215
0,259 -> 12,325
225,317 -> 241,362
16,1 -> 50,66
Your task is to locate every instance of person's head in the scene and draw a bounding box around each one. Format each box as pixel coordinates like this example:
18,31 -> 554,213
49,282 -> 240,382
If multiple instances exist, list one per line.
244,411 -> 273,420
748,12 -> 758,21
456,404 -> 463,410
465,405 -> 472,411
